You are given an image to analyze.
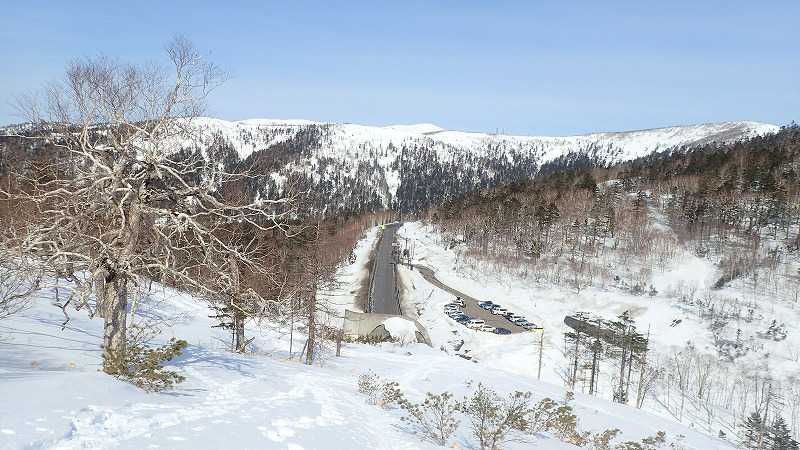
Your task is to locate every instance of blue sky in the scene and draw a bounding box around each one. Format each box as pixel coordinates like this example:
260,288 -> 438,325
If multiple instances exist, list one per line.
1,1 -> 798,135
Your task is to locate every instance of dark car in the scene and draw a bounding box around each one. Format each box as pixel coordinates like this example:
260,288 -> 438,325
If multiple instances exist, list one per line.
455,315 -> 471,324
493,327 -> 512,335
478,301 -> 495,310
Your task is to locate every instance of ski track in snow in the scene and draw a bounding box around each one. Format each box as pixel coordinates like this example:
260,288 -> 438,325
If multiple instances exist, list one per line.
30,365 -> 403,450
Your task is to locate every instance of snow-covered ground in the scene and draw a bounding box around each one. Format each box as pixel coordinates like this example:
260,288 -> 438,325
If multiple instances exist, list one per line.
398,220 -> 719,367
0,236 -> 737,449
397,218 -> 800,441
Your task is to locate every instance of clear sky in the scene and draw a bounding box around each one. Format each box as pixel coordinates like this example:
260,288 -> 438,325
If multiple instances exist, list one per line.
1,1 -> 798,135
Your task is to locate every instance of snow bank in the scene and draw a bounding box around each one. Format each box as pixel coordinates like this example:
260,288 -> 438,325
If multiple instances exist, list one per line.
381,317 -> 419,345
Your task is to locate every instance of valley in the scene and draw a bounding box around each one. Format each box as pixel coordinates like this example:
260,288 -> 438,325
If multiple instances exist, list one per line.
1,11 -> 797,449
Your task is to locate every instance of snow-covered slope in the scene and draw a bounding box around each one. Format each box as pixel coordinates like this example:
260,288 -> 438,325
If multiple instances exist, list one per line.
188,117 -> 777,165
180,118 -> 778,213
0,276 -> 735,450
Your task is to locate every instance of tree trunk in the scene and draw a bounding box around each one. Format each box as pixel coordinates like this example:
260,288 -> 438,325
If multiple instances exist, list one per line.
305,289 -> 316,366
101,275 -> 128,375
234,308 -> 246,352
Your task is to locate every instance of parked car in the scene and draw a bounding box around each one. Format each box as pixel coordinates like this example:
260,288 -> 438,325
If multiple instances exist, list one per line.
466,319 -> 486,329
491,307 -> 508,316
453,297 -> 465,307
521,322 -> 539,331
493,327 -> 512,335
455,315 -> 472,324
479,325 -> 496,333
478,301 -> 495,310
511,317 -> 528,325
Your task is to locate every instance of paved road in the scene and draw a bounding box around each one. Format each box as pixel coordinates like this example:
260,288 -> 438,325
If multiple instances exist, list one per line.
369,223 -> 402,315
413,265 -> 527,334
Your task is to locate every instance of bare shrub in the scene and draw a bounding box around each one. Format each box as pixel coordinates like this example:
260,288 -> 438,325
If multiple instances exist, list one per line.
0,251 -> 41,320
401,391 -> 461,445
357,371 -> 405,408
528,397 -> 580,442
461,383 -> 535,450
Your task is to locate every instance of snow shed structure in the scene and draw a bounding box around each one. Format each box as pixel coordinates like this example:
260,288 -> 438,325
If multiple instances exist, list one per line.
343,310 -> 431,345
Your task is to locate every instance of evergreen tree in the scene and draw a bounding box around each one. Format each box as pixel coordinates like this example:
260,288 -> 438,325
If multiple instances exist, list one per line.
767,416 -> 798,450
741,411 -> 764,449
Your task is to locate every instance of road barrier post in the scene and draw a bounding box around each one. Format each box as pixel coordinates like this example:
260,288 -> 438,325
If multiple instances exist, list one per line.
535,327 -> 544,379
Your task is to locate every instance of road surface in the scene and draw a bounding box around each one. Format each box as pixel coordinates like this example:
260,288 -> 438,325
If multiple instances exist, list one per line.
412,265 -> 527,334
369,223 -> 402,315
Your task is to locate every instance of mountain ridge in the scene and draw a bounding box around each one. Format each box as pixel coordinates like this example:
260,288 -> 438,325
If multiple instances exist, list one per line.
0,118 -> 781,215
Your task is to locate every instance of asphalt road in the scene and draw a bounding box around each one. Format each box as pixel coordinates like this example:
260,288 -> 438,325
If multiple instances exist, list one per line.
370,223 -> 402,315
413,265 -> 527,334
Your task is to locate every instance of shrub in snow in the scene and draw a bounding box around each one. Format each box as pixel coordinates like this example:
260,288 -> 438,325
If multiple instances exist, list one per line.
582,428 -> 621,450
112,338 -> 188,392
401,391 -> 460,446
614,431 -> 667,450
357,371 -> 405,409
461,383 -> 535,450
347,334 -> 395,345
528,397 -> 579,443
378,380 -> 406,409
357,371 -> 383,404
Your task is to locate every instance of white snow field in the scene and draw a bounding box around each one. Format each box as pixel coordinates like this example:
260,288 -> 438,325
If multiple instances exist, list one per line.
397,218 -> 800,443
0,228 -> 736,450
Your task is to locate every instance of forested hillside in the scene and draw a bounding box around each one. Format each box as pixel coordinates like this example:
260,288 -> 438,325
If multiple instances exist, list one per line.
426,123 -> 800,443
3,118 -> 773,218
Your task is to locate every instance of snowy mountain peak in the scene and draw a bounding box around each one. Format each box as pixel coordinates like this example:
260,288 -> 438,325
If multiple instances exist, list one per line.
381,123 -> 446,135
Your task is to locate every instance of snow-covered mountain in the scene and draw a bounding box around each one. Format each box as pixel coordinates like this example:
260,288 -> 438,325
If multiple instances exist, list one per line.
189,117 -> 777,163
0,118 -> 779,215
185,118 -> 778,213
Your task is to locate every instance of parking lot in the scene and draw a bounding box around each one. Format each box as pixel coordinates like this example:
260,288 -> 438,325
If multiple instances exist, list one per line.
413,265 -> 536,334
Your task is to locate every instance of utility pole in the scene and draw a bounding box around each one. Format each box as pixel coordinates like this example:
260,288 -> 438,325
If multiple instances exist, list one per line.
535,327 -> 544,379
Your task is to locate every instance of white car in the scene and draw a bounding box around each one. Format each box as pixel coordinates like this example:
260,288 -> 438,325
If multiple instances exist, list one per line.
479,325 -> 496,333
491,307 -> 508,316
466,319 -> 485,329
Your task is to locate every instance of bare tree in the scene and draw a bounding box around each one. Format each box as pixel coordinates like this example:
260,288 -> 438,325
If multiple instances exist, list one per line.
2,37 -> 294,374
0,249 -> 42,320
